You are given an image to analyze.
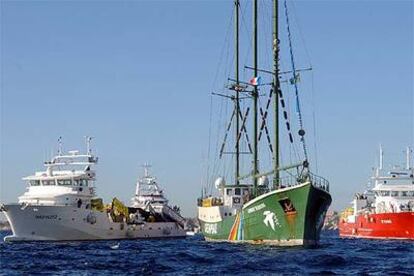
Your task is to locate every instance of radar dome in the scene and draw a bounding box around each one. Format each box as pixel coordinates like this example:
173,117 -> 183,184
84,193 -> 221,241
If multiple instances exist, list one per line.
214,177 -> 225,189
258,176 -> 269,186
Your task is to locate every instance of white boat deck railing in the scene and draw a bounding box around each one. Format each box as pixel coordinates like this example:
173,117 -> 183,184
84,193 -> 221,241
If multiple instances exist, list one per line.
278,173 -> 330,193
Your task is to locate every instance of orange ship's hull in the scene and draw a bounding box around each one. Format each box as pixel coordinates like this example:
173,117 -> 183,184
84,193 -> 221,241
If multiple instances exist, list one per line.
339,212 -> 414,240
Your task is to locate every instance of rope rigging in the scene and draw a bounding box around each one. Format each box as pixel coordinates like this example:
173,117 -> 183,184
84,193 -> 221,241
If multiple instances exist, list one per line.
284,0 -> 308,161
258,88 -> 274,154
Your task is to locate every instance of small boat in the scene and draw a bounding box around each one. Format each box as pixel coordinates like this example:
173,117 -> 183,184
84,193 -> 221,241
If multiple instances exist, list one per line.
1,138 -> 186,241
339,146 -> 414,240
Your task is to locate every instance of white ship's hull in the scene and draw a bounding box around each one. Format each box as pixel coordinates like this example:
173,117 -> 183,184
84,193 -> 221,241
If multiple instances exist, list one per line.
2,204 -> 186,242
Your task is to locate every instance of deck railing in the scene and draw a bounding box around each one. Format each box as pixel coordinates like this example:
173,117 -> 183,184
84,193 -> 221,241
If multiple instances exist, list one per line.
308,173 -> 330,192
277,173 -> 329,193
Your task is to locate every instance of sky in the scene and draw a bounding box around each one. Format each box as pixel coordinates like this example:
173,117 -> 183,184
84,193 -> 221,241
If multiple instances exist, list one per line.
1,0 -> 413,218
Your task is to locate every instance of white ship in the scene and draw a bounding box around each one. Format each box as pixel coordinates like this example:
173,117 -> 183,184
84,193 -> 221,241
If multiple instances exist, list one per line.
131,164 -> 187,229
1,138 -> 186,241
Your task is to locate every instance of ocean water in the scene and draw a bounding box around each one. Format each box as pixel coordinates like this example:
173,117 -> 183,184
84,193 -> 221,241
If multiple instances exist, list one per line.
0,231 -> 412,275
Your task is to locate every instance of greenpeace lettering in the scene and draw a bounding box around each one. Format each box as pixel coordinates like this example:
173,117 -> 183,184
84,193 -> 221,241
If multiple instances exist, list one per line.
35,215 -> 57,220
204,223 -> 218,234
247,203 -> 266,214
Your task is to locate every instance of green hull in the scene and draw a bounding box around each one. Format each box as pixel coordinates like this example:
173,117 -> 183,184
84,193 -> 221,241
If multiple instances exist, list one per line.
198,183 -> 331,246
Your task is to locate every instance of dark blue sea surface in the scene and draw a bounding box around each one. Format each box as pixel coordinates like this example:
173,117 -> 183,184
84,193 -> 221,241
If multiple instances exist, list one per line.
0,231 -> 413,275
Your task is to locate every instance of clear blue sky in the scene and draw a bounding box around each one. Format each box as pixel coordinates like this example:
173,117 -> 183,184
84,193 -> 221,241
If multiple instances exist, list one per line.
1,0 -> 412,217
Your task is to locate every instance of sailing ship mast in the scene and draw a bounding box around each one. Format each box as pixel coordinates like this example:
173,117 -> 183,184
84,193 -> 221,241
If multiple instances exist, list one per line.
235,0 -> 240,186
273,0 -> 280,189
252,0 -> 259,194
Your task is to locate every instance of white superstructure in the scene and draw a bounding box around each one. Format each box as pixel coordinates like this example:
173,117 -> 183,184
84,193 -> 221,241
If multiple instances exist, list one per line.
18,146 -> 98,208
346,146 -> 414,219
1,138 -> 186,241
131,165 -> 187,229
132,164 -> 168,213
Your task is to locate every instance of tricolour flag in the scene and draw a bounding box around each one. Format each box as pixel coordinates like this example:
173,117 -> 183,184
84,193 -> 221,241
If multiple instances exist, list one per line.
249,76 -> 261,86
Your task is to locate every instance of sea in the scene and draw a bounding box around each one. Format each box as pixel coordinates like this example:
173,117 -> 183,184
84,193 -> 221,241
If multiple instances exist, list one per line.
0,231 -> 413,275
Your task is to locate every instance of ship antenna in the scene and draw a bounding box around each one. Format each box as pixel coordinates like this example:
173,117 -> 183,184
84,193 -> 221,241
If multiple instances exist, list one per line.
406,146 -> 412,170
57,136 -> 63,156
85,136 -> 93,155
379,144 -> 384,170
143,163 -> 152,177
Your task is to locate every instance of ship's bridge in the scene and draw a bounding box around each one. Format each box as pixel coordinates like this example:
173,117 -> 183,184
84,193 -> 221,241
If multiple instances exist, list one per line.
371,167 -> 414,212
131,165 -> 169,212
18,149 -> 98,207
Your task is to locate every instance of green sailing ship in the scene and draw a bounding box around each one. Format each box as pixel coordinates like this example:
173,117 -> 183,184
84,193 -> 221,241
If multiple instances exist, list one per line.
197,0 -> 332,246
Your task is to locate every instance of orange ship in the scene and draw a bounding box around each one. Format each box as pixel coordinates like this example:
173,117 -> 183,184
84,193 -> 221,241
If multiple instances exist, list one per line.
339,146 -> 414,240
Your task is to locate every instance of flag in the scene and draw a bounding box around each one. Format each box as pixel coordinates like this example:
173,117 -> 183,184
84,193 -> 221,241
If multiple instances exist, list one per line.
249,76 -> 261,86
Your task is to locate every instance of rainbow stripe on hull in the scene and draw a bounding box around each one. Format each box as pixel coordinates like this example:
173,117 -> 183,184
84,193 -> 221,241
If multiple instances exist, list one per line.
228,212 -> 244,241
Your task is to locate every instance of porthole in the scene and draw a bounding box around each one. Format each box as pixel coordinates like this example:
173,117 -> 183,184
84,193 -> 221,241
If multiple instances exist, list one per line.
224,213 -> 227,216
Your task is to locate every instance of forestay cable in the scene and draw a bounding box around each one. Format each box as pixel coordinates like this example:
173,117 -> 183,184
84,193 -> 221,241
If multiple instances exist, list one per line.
284,0 -> 308,161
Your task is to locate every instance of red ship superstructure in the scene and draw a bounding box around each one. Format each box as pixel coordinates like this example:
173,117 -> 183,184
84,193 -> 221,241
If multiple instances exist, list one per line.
339,146 -> 414,240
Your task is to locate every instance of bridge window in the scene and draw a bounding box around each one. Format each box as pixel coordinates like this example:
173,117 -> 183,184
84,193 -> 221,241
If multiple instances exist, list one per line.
380,191 -> 390,196
400,191 -> 408,197
29,180 -> 40,186
235,188 -> 241,195
391,191 -> 398,197
42,180 -> 55,185
75,179 -> 88,186
226,189 -> 233,196
408,191 -> 414,197
58,179 -> 72,186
